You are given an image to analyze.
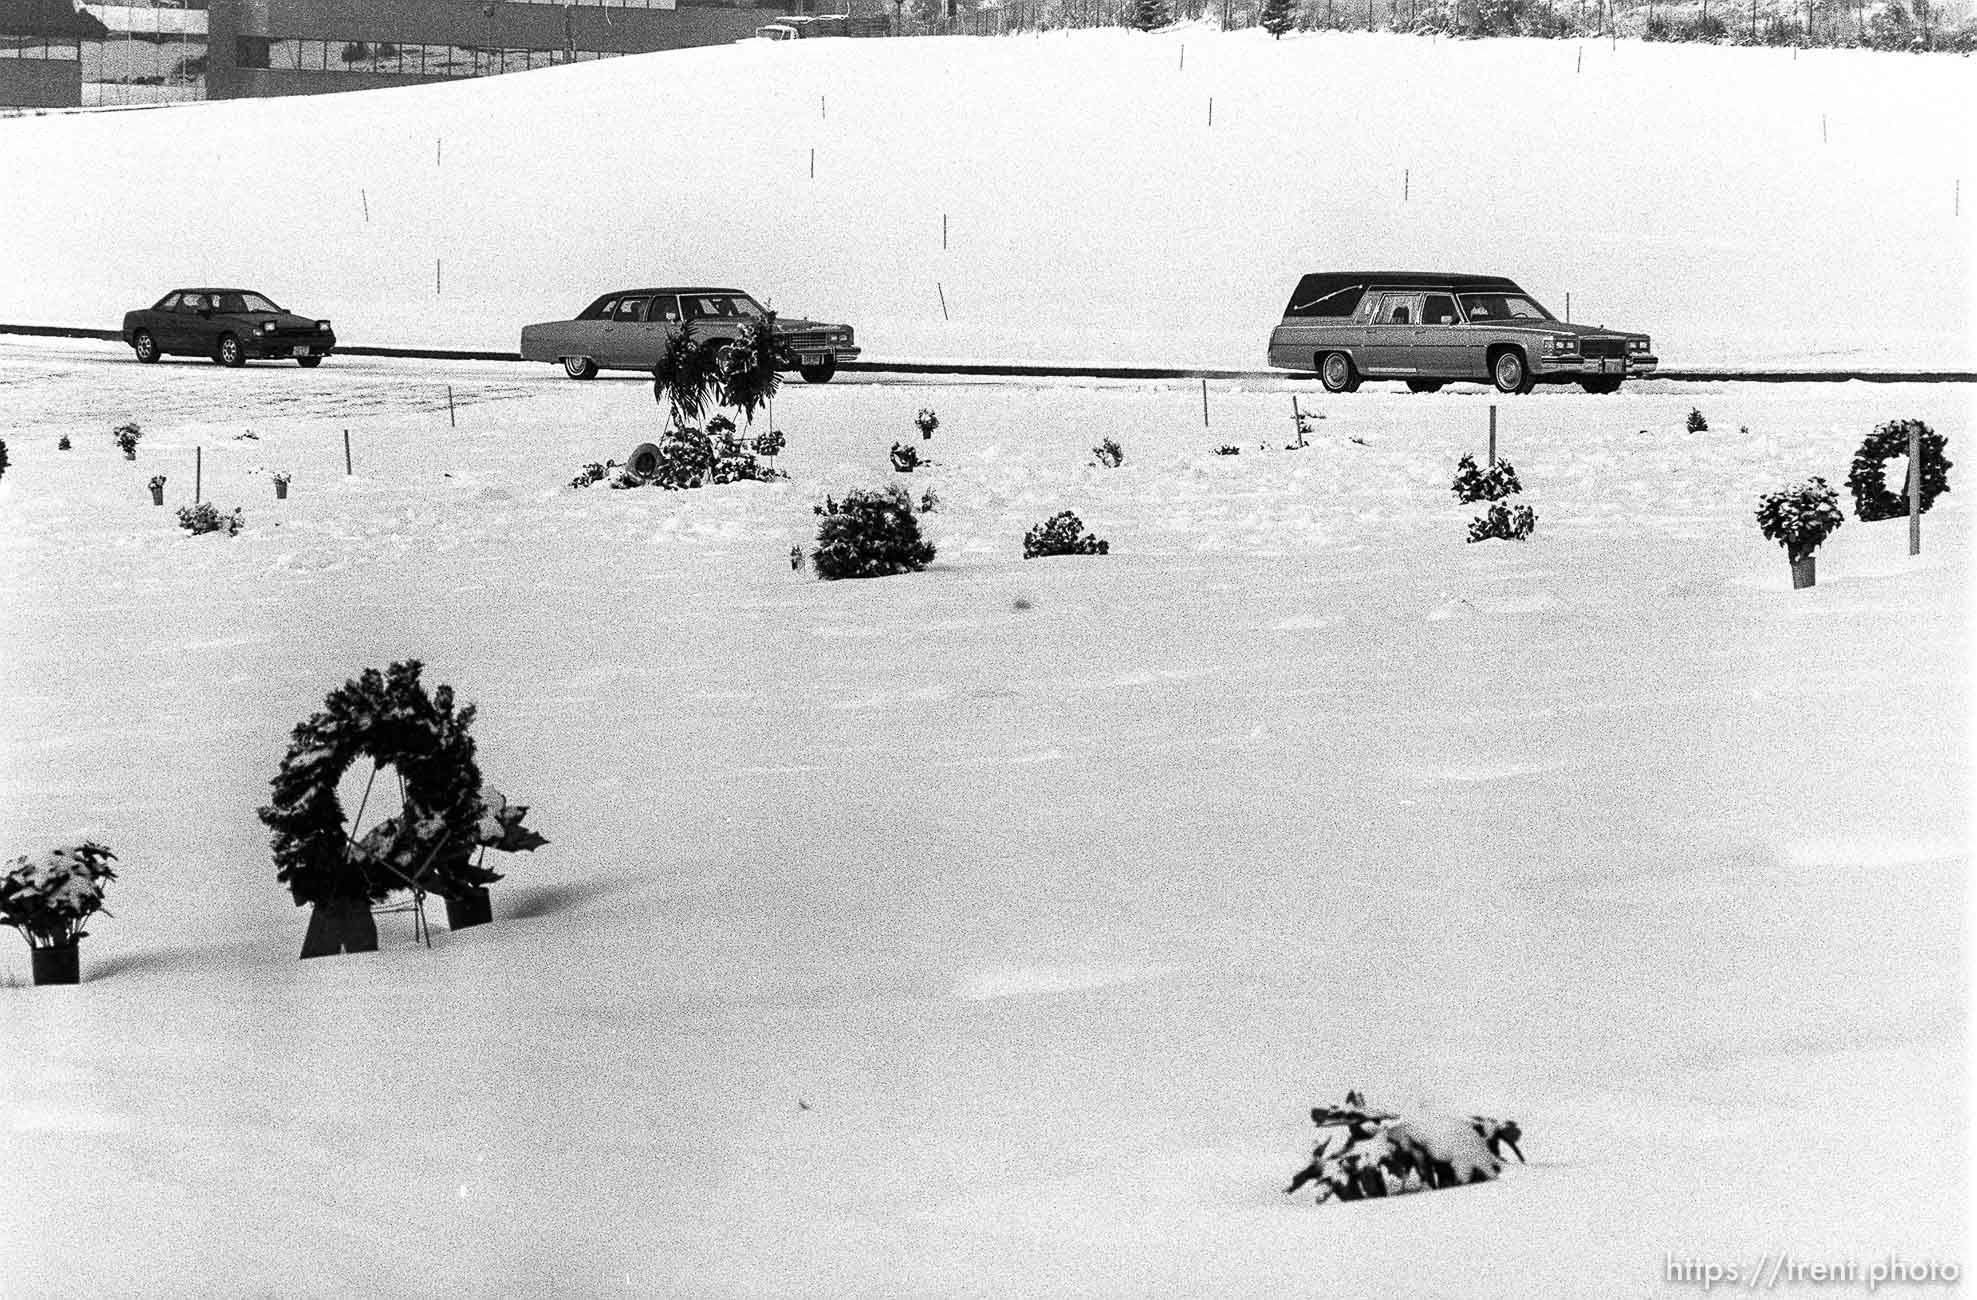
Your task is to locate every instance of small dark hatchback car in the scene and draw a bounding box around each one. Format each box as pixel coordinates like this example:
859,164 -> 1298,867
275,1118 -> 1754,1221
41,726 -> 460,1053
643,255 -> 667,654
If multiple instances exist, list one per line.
122,289 -> 336,368
1266,272 -> 1655,394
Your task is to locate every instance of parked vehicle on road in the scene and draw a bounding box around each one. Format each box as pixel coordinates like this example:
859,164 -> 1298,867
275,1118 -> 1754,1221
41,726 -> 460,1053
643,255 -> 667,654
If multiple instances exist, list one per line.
122,289 -> 335,368
520,287 -> 859,383
1266,272 -> 1656,394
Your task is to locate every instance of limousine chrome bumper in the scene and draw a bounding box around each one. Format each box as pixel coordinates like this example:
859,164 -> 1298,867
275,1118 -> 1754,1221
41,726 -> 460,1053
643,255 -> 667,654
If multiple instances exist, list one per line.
1530,353 -> 1657,378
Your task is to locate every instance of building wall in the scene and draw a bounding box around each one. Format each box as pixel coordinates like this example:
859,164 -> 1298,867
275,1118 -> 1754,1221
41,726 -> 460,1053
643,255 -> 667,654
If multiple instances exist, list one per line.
0,49 -> 80,105
207,0 -> 765,98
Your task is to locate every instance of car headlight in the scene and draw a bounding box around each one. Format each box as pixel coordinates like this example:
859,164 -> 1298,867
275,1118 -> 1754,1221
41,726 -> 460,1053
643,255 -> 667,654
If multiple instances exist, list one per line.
1543,336 -> 1573,353
261,321 -> 276,334
317,320 -> 332,333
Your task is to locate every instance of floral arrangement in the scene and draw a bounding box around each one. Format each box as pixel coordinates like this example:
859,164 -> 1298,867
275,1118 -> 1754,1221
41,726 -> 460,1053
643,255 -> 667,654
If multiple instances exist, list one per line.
569,460 -> 616,489
1467,502 -> 1537,543
1686,407 -> 1710,433
890,441 -> 924,473
148,474 -> 167,491
177,502 -> 245,536
1091,438 -> 1125,469
272,471 -> 292,488
1845,419 -> 1951,521
0,438 -> 9,482
1024,510 -> 1111,559
1755,477 -> 1844,561
1214,444 -> 1241,456
915,408 -> 939,440
811,485 -> 936,580
57,435 -> 71,451
1,842 -> 118,950
1451,454 -> 1523,504
918,487 -> 940,513
112,421 -> 142,460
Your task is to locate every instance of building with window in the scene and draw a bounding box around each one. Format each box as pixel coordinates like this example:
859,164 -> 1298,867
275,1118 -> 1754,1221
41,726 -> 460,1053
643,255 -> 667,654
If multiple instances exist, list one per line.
4,0 -> 881,107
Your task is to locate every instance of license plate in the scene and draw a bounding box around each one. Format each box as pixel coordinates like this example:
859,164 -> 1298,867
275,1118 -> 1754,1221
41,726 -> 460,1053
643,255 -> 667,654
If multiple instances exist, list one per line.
1602,358 -> 1620,373
800,352 -> 826,366
292,346 -> 310,358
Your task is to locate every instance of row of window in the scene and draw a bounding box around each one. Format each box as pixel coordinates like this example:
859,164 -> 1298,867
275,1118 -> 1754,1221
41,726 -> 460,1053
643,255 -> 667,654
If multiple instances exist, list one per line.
0,37 -> 83,60
235,37 -> 628,74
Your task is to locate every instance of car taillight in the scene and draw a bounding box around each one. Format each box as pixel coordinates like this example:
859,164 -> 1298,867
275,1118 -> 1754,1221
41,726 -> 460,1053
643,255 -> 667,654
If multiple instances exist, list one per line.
317,320 -> 331,332
1629,338 -> 1648,352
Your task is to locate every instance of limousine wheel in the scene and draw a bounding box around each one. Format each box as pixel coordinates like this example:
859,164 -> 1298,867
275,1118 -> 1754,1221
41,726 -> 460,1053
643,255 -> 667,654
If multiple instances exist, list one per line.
799,361 -> 837,384
132,330 -> 160,364
1319,352 -> 1360,394
217,334 -> 246,368
1405,379 -> 1444,394
1580,378 -> 1621,394
1490,349 -> 1531,394
562,356 -> 598,381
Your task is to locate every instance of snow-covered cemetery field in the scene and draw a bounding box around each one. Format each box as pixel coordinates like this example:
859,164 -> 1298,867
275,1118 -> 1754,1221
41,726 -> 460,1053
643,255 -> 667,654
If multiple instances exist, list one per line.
1,21 -> 1972,1299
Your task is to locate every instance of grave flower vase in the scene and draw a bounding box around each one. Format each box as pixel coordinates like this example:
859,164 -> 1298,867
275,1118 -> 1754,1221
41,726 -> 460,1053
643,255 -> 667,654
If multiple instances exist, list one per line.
31,943 -> 81,985
444,887 -> 493,931
299,898 -> 379,959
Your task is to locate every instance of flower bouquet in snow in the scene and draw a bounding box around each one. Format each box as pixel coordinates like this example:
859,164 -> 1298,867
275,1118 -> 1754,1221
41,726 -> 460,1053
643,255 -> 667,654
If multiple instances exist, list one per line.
2,842 -> 118,984
1755,476 -> 1843,588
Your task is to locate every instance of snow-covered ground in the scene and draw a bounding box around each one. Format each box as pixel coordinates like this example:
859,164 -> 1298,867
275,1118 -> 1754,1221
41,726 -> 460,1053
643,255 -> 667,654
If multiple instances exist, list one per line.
0,28 -> 1973,368
1,26 -> 1971,1300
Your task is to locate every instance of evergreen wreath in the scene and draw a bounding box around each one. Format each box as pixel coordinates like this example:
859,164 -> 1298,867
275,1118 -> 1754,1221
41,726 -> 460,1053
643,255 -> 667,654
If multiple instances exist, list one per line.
258,661 -> 488,908
1844,419 -> 1951,522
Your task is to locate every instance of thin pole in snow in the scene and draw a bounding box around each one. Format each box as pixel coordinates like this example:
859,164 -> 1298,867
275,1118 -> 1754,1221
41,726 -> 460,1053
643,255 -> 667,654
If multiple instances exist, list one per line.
436,137 -> 442,166
436,259 -> 441,296
1179,43 -> 1185,69
1821,113 -> 1827,143
1208,97 -> 1214,127
1201,379 -> 1210,427
821,94 -> 826,118
937,282 -> 949,320
343,429 -> 352,476
1488,406 -> 1497,465
448,386 -> 456,428
1577,44 -> 1583,73
942,213 -> 948,249
1908,422 -> 1922,555
810,148 -> 815,179
1404,168 -> 1410,201
362,188 -> 369,222
195,446 -> 201,503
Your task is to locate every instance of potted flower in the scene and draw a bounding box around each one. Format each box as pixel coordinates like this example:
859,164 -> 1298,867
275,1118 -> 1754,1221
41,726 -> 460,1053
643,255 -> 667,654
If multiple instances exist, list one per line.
2,841 -> 118,985
273,470 -> 292,500
1756,476 -> 1845,589
112,421 -> 142,460
148,474 -> 166,506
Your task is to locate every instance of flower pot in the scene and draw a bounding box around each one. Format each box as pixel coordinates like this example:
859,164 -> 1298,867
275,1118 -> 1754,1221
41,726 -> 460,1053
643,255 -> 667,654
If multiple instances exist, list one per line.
275,481 -> 288,500
1790,554 -> 1817,590
150,486 -> 164,506
444,887 -> 493,931
30,943 -> 80,985
299,898 -> 379,959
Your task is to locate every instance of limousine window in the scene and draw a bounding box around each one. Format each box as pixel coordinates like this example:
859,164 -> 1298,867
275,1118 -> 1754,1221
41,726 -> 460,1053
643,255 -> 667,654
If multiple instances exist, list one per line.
1424,295 -> 1459,325
1375,294 -> 1416,325
1461,292 -> 1552,322
614,297 -> 650,322
581,297 -> 617,321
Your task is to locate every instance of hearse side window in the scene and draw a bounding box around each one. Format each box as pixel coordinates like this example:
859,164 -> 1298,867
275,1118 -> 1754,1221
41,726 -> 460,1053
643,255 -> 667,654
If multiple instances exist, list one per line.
580,297 -> 617,321
648,295 -> 681,323
1423,295 -> 1459,325
1286,280 -> 1365,318
1376,293 -> 1419,325
614,297 -> 650,322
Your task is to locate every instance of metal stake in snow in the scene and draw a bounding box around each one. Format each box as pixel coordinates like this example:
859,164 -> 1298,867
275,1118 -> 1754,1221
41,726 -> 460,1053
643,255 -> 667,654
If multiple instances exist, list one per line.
343,429 -> 352,476
436,259 -> 441,296
810,148 -> 815,179
1488,405 -> 1498,465
448,386 -> 457,428
1577,44 -> 1583,73
1179,43 -> 1184,70
1908,422 -> 1922,556
436,137 -> 441,167
362,188 -> 369,222
1566,291 -> 1572,321
195,446 -> 201,503
1201,379 -> 1210,427
1404,168 -> 1410,202
937,282 -> 949,321
942,213 -> 948,250
1208,97 -> 1214,127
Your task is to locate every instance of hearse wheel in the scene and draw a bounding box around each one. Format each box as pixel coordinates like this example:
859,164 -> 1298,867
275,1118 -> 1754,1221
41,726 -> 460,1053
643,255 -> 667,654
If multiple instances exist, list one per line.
799,360 -> 837,384
1319,352 -> 1360,394
1491,349 -> 1531,394
1580,377 -> 1621,394
132,330 -> 160,363
1406,379 -> 1445,394
562,356 -> 598,381
297,355 -> 323,369
217,334 -> 246,368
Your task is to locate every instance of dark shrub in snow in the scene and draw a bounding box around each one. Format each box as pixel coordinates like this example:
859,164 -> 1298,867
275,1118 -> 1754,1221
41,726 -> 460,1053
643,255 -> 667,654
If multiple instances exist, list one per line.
1686,407 -> 1709,433
811,485 -> 936,580
915,408 -> 939,440
57,435 -> 71,451
177,502 -> 244,536
1091,438 -> 1124,469
1024,511 -> 1110,559
112,421 -> 142,460
1756,477 -> 1844,561
0,438 -> 9,482
569,461 -> 614,489
1467,502 -> 1537,543
1450,454 -> 1522,504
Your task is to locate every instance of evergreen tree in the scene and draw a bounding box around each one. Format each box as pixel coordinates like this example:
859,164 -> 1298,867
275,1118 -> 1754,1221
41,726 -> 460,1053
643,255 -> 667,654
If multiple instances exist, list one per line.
1262,0 -> 1298,34
1132,0 -> 1170,29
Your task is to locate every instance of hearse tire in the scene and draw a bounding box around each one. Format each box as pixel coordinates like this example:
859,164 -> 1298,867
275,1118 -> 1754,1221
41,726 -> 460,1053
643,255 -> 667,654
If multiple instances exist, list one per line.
799,361 -> 836,384
562,356 -> 599,380
1491,348 -> 1530,394
297,355 -> 323,369
1406,379 -> 1444,394
1580,377 -> 1621,394
1319,352 -> 1360,394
